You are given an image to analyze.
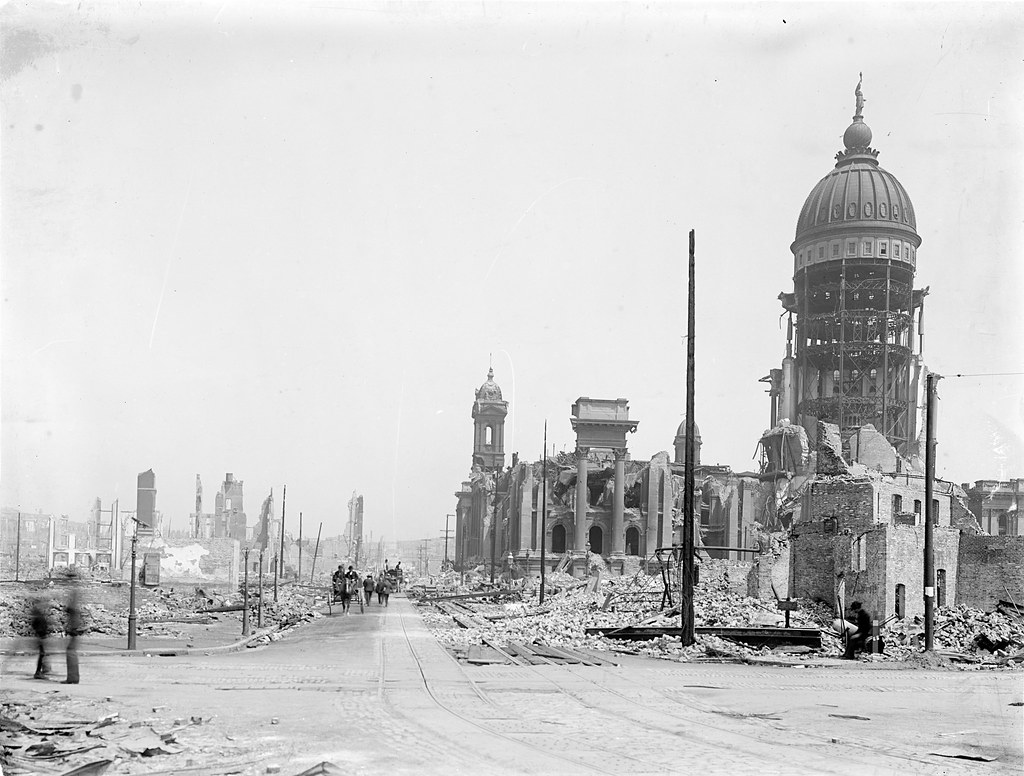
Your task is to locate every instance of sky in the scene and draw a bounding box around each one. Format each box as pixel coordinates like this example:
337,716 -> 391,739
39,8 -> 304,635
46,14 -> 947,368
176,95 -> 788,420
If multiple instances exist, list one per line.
2,1 -> 1022,545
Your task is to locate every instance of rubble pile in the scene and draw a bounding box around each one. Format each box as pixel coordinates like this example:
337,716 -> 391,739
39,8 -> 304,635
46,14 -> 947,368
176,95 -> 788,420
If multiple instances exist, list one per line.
0,580 -> 324,641
422,570 -> 823,663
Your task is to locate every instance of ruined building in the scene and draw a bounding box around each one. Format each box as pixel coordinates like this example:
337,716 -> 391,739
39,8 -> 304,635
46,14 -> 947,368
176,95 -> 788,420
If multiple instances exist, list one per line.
454,370 -> 761,576
190,473 -> 248,541
752,81 -> 1022,620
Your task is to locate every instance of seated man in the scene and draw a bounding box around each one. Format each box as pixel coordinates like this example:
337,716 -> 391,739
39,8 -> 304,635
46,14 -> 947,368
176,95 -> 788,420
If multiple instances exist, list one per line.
843,601 -> 872,659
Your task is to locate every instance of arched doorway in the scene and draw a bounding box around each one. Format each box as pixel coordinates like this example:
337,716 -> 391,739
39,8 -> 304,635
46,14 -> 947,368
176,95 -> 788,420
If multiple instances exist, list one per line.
551,524 -> 566,554
625,526 -> 640,556
588,525 -> 603,554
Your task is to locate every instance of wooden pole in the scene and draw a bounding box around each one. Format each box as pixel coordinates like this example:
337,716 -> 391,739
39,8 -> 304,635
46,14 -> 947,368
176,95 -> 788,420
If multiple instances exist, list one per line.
298,511 -> 303,582
275,485 -> 286,602
14,512 -> 21,582
309,521 -> 322,585
924,372 -> 940,650
242,547 -> 250,636
681,229 -> 697,647
540,421 -> 548,605
257,551 -> 264,628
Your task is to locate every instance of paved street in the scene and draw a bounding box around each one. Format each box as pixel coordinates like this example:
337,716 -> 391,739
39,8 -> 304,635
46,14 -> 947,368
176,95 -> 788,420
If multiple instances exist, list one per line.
3,596 -> 1022,775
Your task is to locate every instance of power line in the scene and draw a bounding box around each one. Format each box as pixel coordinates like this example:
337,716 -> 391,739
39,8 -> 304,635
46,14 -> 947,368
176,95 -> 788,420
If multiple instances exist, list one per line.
945,371 -> 1024,378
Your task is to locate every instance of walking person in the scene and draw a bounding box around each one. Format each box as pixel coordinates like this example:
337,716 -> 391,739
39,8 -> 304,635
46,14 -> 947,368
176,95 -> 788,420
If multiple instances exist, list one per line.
341,565 -> 358,616
29,595 -> 51,679
380,575 -> 392,608
362,573 -> 374,607
375,574 -> 386,605
64,585 -> 83,684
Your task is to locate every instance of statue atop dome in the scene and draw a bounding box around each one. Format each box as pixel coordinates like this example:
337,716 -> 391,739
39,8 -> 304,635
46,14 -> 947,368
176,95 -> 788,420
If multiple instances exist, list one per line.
854,73 -> 865,119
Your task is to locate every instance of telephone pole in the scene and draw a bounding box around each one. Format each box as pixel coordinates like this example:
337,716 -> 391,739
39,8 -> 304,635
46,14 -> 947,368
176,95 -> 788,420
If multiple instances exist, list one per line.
442,515 -> 454,568
680,229 -> 697,647
924,372 -> 941,651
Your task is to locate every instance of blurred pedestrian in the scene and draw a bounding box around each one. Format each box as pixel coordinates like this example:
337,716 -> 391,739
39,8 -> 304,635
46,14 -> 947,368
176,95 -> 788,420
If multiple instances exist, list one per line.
64,586 -> 83,684
29,595 -> 51,679
362,573 -> 374,606
375,574 -> 386,605
379,575 -> 392,608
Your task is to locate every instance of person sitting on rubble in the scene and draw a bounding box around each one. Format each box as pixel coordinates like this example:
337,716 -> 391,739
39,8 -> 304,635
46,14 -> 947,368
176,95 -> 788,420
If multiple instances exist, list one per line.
843,601 -> 872,659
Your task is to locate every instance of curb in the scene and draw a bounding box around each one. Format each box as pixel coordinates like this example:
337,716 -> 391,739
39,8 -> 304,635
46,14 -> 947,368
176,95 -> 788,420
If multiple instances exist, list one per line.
0,626 -> 286,659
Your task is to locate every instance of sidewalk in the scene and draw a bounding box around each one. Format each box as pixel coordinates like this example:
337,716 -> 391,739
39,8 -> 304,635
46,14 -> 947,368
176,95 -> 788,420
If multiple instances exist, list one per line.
0,610 -> 312,659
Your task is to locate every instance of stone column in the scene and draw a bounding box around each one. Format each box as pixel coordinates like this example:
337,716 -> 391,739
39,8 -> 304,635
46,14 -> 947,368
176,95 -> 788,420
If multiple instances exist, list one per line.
575,447 -> 589,553
611,448 -> 626,557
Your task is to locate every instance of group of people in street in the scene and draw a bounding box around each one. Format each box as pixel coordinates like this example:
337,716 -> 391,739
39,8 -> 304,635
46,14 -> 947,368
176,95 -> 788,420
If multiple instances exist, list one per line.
28,584 -> 83,684
331,562 -> 401,615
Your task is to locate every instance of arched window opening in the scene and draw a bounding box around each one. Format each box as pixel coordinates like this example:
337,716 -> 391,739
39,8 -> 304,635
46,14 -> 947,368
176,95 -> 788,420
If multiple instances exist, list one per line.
588,525 -> 604,555
485,425 -> 493,446
551,524 -> 566,553
625,527 -> 640,556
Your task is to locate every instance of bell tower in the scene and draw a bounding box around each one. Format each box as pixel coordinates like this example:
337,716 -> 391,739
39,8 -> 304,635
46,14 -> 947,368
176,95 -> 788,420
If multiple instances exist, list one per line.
471,366 -> 508,471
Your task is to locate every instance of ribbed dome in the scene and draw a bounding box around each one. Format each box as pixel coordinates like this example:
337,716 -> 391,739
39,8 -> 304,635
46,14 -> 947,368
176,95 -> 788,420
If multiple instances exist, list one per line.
793,77 -> 920,248
794,158 -> 918,244
475,367 -> 502,402
675,420 -> 701,440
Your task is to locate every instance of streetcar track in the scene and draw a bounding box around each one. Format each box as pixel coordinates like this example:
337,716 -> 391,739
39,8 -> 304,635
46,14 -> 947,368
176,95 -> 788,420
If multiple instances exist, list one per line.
394,607 -> 619,775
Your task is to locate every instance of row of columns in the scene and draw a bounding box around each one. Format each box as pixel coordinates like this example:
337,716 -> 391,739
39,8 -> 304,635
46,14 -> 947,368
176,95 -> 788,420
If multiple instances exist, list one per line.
575,447 -> 628,556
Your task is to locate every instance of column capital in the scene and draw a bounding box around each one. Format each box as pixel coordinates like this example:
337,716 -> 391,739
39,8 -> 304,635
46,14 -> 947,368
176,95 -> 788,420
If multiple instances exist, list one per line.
576,446 -> 590,459
612,447 -> 629,461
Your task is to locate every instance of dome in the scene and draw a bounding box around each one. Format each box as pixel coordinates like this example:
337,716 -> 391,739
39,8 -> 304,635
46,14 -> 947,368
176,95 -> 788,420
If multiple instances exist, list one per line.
792,79 -> 920,249
475,367 -> 502,402
675,419 -> 701,440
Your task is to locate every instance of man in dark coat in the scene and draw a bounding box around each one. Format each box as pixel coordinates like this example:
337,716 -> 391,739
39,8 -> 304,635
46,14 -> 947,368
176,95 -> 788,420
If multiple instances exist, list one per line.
843,601 -> 872,659
64,586 -> 83,684
29,596 -> 50,679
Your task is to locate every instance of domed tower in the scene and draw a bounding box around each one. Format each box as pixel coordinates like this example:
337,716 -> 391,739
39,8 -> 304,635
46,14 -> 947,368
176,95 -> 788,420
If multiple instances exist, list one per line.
471,367 -> 508,471
673,418 -> 702,466
778,77 -> 928,454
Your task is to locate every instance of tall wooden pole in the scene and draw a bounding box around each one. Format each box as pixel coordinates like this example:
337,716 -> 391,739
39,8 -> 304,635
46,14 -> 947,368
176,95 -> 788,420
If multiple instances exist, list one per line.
681,229 -> 697,646
540,422 -> 548,605
257,551 -> 264,628
309,521 -> 322,585
298,511 -> 303,582
924,372 -> 940,651
242,547 -> 250,636
14,512 -> 21,582
275,485 -> 286,601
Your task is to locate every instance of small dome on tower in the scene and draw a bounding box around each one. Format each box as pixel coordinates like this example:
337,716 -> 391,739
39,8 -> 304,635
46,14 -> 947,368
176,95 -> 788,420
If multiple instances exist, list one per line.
475,367 -> 503,402
675,420 -> 701,440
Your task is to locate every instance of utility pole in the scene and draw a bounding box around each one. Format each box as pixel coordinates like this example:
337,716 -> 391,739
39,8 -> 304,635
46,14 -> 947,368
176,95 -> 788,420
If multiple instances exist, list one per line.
14,512 -> 21,582
442,515 -> 454,568
540,421 -> 548,605
924,372 -> 941,651
681,229 -> 697,647
490,488 -> 498,584
275,485 -> 286,602
297,511 -> 303,582
309,521 -> 322,585
257,551 -> 264,629
242,547 -> 250,636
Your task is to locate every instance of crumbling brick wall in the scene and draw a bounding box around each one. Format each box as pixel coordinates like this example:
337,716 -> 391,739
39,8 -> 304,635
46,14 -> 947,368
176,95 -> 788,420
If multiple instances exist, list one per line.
790,518 -> 888,616
147,538 -> 240,587
807,479 -> 876,532
956,535 -> 1024,610
883,525 -> 959,620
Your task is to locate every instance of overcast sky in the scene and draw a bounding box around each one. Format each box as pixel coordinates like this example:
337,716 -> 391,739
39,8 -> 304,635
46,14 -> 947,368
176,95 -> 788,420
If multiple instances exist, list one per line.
2,1 -> 1022,545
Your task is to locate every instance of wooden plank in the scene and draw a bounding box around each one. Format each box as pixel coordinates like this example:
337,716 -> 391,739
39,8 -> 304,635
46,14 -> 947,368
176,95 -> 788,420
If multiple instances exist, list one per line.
526,643 -> 576,663
507,642 -> 555,666
482,636 -> 527,666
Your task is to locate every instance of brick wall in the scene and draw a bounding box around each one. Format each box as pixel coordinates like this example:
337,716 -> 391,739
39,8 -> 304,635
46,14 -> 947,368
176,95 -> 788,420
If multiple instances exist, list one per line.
956,535 -> 1024,610
139,537 -> 240,587
881,525 -> 959,620
807,479 -> 876,532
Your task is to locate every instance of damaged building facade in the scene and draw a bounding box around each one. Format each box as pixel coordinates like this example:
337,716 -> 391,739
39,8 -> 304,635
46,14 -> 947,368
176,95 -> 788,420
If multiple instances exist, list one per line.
752,81 -> 1023,620
453,371 -> 762,576
453,83 -> 1020,618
